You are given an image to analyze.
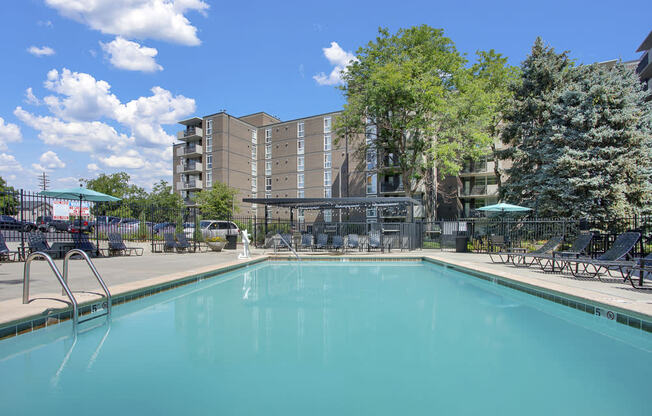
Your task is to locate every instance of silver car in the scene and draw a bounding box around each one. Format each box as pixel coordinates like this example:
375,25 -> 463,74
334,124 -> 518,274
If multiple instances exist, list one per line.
185,220 -> 239,239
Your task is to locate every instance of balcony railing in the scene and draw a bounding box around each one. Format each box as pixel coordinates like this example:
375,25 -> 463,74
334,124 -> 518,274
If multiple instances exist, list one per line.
461,162 -> 488,174
180,179 -> 203,190
179,161 -> 202,172
460,185 -> 487,196
177,127 -> 203,140
180,145 -> 203,156
637,51 -> 649,75
380,179 -> 404,193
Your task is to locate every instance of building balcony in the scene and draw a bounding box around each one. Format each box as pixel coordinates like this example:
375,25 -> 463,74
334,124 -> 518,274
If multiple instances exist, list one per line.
177,161 -> 203,174
176,144 -> 203,158
178,179 -> 203,191
380,178 -> 404,193
460,161 -> 495,175
459,184 -> 498,198
177,127 -> 203,141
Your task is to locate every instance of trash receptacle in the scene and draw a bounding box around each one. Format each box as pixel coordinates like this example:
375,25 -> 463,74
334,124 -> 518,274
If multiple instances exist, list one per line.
225,235 -> 237,249
455,235 -> 468,253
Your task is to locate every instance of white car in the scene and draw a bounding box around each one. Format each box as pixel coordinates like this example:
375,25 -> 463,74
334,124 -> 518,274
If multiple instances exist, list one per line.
184,220 -> 239,239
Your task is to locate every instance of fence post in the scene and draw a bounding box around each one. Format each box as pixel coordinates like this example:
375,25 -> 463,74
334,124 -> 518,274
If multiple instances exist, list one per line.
19,189 -> 25,260
150,204 -> 154,254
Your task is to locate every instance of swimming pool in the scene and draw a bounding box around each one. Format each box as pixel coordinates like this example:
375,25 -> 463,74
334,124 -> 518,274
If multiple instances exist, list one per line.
1,260 -> 650,415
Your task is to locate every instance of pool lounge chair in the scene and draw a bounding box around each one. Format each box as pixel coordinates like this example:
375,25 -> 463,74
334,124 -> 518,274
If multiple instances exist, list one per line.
314,233 -> 328,250
108,233 -> 144,256
27,232 -> 60,258
176,232 -> 191,252
0,232 -> 20,261
623,253 -> 652,289
368,231 -> 390,252
558,232 -> 641,279
345,234 -> 360,252
73,233 -> 99,257
163,233 -> 179,252
488,236 -> 563,266
533,233 -> 593,272
299,234 -> 313,251
331,235 -> 344,252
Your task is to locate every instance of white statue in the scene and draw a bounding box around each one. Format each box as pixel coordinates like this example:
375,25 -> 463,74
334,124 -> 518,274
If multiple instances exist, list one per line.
238,229 -> 251,259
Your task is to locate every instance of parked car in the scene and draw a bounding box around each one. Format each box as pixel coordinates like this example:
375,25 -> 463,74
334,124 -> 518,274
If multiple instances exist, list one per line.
185,220 -> 239,239
68,218 -> 94,233
36,216 -> 69,233
154,222 -> 176,235
0,215 -> 36,232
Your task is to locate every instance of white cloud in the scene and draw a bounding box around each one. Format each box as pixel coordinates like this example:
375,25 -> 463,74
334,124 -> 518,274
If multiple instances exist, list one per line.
55,176 -> 80,186
87,163 -> 100,171
100,37 -> 163,72
313,42 -> 357,86
0,117 -> 22,150
98,150 -> 146,169
0,153 -> 23,172
38,20 -> 54,28
25,88 -> 41,105
40,150 -> 66,169
28,46 -> 56,56
45,0 -> 209,46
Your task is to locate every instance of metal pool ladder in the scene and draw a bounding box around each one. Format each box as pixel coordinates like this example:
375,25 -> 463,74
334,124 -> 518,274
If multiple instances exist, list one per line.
276,234 -> 300,260
23,250 -> 112,330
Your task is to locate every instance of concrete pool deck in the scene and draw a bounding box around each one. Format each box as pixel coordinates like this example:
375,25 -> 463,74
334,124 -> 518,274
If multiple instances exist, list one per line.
1,248 -> 651,336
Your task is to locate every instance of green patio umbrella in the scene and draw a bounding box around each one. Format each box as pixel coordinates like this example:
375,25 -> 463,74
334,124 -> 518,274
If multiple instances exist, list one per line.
476,202 -> 532,213
39,186 -> 121,223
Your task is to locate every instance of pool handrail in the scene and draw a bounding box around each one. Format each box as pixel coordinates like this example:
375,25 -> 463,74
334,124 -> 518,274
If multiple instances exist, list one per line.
276,233 -> 300,260
63,249 -> 112,320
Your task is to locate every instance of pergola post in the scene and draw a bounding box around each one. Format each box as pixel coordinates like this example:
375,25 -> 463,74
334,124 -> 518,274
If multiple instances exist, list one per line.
290,207 -> 294,231
264,205 -> 268,236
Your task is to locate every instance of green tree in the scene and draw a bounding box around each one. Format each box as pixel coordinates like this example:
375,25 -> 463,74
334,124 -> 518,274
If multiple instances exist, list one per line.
193,182 -> 239,219
148,180 -> 184,222
337,25 -> 512,217
498,37 -> 574,209
0,176 -> 18,215
82,172 -> 146,218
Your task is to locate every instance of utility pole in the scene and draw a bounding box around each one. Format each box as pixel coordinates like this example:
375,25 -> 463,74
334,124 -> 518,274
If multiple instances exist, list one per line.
37,172 -> 50,190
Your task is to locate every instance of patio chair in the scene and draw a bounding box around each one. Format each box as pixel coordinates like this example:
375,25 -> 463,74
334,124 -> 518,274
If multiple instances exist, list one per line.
400,236 -> 410,251
368,231 -> 389,252
558,231 -> 641,279
0,232 -> 20,261
176,232 -> 191,252
73,233 -> 99,257
533,233 -> 593,272
489,236 -> 563,266
331,235 -> 344,252
108,233 -> 144,256
314,233 -> 328,250
345,234 -> 360,252
488,235 -> 507,253
299,234 -> 313,251
163,233 -> 179,253
27,232 -> 60,258
623,253 -> 652,289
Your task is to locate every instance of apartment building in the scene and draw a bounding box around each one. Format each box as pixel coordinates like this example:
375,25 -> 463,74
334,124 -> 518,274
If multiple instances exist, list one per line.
636,29 -> 652,100
173,111 -> 370,222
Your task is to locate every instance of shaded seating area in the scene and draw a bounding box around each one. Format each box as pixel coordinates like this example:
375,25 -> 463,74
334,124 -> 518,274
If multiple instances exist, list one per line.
108,233 -> 144,256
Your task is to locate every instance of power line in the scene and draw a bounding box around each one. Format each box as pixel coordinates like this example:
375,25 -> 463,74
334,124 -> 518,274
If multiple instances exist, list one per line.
37,172 -> 50,191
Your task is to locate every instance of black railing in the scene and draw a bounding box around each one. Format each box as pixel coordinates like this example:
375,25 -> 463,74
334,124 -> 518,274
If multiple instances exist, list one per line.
637,51 -> 649,75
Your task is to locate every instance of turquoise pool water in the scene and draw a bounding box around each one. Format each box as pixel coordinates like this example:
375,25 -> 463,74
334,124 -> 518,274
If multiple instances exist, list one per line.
1,260 -> 650,415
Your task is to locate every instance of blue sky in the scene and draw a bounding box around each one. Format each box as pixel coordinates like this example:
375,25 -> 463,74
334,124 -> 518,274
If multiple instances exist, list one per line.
0,0 -> 649,191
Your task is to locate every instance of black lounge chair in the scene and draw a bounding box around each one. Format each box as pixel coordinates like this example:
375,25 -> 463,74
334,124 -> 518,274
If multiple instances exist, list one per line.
163,233 -> 179,252
176,232 -> 191,252
533,233 -> 593,272
299,234 -> 313,251
0,232 -> 20,261
314,233 -> 328,250
331,235 -> 344,252
489,236 -> 563,266
558,231 -> 641,279
27,232 -> 60,258
108,233 -> 144,256
73,233 -> 99,257
368,231 -> 388,252
623,253 -> 652,289
346,234 -> 360,252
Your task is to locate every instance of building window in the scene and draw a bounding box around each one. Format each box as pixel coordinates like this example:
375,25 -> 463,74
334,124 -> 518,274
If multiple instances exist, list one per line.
297,174 -> 304,188
366,173 -> 377,194
206,154 -> 213,169
324,116 -> 331,133
365,124 -> 376,144
205,135 -> 212,153
324,152 -> 331,169
251,130 -> 257,144
324,188 -> 332,198
297,139 -> 304,155
206,119 -> 213,135
265,192 -> 271,199
251,177 -> 257,192
265,177 -> 272,191
252,144 -> 257,159
486,175 -> 498,185
265,128 -> 272,143
251,162 -> 257,176
297,121 -> 304,138
265,161 -> 272,176
297,156 -> 304,172
265,144 -> 271,159
323,209 -> 332,223
297,189 -> 304,198
324,170 -> 331,187
366,207 -> 377,218
205,170 -> 212,187
366,149 -> 376,170
324,135 -> 331,151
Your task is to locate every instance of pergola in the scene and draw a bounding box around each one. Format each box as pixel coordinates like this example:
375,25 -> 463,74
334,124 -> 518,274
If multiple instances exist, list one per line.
242,196 -> 421,231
